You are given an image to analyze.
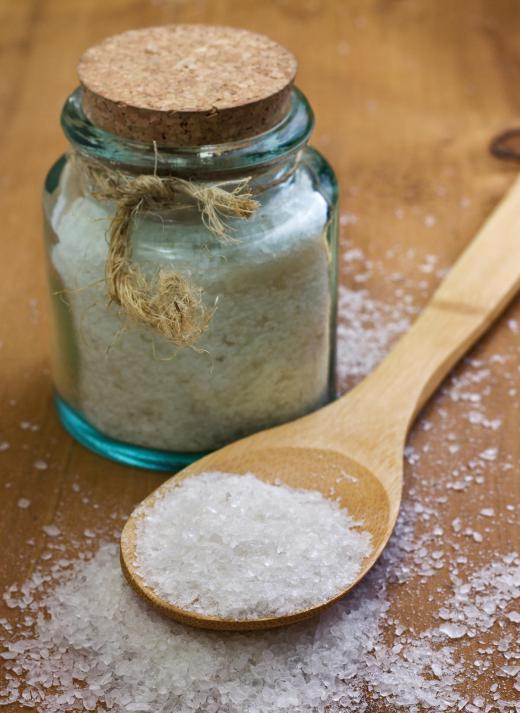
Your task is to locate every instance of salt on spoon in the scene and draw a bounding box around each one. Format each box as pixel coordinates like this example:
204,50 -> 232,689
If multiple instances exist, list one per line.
122,175 -> 520,630
131,471 -> 373,621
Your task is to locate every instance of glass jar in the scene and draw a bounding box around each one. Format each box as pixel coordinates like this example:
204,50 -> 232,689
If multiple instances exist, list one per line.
43,85 -> 338,471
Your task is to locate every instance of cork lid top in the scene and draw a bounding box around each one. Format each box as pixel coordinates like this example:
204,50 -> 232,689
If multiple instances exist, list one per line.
78,25 -> 298,146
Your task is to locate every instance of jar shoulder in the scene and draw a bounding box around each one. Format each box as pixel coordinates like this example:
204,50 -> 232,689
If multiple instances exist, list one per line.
43,150 -> 339,263
301,145 -> 339,208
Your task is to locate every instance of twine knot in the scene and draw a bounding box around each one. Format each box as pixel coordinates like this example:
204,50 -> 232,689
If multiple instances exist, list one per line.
73,152 -> 260,346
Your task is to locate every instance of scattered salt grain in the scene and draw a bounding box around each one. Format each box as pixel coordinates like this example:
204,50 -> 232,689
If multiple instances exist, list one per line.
340,212 -> 359,226
16,498 -> 31,509
4,540 -> 518,713
134,472 -> 373,619
438,622 -> 467,639
0,441 -> 10,452
42,525 -> 61,538
467,411 -> 502,430
33,459 -> 48,471
480,508 -> 495,517
479,448 -> 498,461
463,528 -> 484,543
336,285 -> 411,382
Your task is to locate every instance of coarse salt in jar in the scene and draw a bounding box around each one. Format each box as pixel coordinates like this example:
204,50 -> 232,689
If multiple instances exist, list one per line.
43,25 -> 339,471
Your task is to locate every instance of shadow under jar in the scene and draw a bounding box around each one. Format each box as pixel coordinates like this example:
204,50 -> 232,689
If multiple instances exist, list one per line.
42,26 -> 339,471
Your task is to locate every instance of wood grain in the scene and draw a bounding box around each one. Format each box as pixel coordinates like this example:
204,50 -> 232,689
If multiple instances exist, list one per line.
0,0 -> 519,709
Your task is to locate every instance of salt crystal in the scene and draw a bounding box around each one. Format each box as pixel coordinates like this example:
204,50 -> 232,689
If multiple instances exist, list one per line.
33,460 -> 48,471
0,441 -> 10,452
439,623 -> 467,639
340,212 -> 358,226
479,508 -> 495,517
448,481 -> 467,491
479,448 -> 497,462
17,498 -> 31,509
42,525 -> 60,538
452,518 -> 462,533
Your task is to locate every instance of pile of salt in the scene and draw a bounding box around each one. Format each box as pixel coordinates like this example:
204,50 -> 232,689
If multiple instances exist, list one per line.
133,471 -> 373,619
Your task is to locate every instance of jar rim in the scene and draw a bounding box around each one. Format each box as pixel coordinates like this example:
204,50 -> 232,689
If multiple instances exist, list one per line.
61,87 -> 314,176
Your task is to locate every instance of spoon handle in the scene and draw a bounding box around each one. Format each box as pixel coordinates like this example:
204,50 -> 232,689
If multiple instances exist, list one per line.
353,174 -> 520,433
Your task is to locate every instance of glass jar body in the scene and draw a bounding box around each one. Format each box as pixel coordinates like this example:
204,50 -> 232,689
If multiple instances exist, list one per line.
43,90 -> 339,470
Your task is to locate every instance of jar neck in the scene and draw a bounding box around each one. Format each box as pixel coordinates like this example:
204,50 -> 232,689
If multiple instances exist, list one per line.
61,87 -> 314,182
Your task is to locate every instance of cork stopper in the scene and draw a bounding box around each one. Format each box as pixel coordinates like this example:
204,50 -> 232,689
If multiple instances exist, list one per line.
78,25 -> 297,146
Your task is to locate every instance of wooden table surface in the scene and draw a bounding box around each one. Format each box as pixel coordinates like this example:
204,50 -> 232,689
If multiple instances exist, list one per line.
1,1 -> 519,711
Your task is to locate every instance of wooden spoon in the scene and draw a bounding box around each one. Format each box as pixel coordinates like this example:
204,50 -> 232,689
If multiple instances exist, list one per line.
121,176 -> 520,631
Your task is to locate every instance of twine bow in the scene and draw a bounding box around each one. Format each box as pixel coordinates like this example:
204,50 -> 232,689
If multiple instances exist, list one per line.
73,152 -> 260,347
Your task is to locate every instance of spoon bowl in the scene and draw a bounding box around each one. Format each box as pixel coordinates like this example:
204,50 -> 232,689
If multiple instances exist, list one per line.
122,175 -> 520,630
121,445 -> 393,630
